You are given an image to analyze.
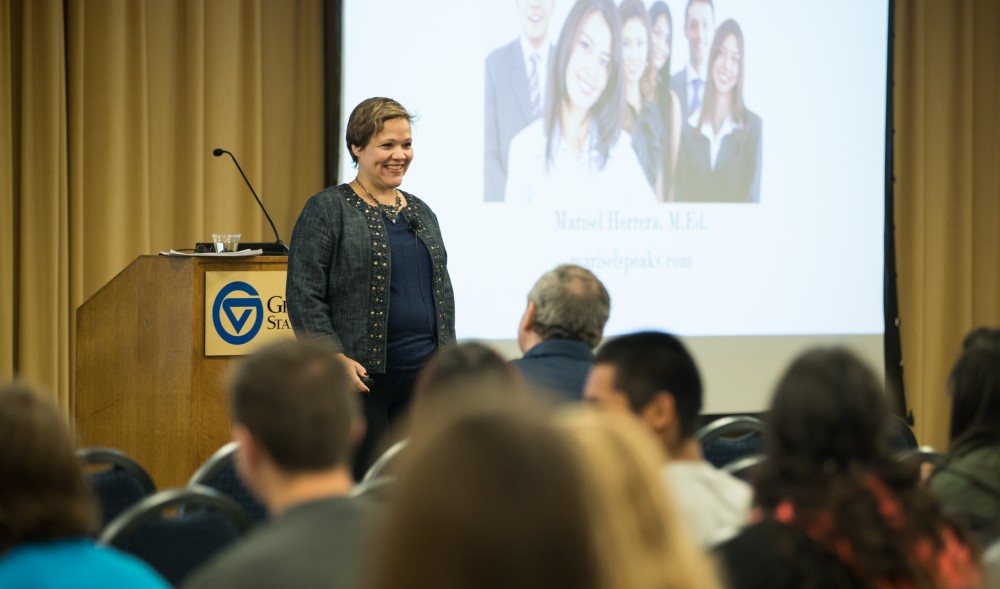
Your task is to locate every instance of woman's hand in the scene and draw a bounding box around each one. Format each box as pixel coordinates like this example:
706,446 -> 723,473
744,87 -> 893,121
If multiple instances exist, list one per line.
336,353 -> 371,393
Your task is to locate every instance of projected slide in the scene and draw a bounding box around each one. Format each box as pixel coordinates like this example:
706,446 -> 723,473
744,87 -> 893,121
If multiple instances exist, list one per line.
340,0 -> 889,411
488,0 -> 761,205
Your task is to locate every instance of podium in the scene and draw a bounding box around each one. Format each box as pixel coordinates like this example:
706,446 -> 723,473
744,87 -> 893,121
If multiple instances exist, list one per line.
75,255 -> 290,489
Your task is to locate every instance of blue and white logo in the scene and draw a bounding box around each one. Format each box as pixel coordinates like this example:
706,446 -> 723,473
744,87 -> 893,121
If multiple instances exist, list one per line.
212,281 -> 264,345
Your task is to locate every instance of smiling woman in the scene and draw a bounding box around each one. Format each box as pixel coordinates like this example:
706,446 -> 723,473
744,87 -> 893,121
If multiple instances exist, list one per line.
503,0 -> 656,204
285,97 -> 456,479
619,0 -> 664,194
675,19 -> 762,203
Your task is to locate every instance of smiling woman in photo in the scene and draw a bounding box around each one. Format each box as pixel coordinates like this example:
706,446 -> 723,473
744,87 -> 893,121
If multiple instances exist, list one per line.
648,1 -> 682,201
504,0 -> 655,205
619,0 -> 664,195
675,19 -> 762,203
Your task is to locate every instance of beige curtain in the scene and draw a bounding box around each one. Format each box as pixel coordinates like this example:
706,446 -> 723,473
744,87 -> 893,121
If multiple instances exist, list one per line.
894,0 -> 1000,449
1,0 -> 323,411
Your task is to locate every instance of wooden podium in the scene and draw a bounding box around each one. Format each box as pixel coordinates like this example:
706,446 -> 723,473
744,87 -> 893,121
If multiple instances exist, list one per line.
75,255 -> 289,489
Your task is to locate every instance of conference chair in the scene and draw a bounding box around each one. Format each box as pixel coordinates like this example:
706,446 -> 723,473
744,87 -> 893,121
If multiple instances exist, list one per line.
721,454 -> 766,482
77,447 -> 157,528
360,438 -> 409,486
888,415 -> 919,452
98,485 -> 249,586
697,415 -> 766,469
189,441 -> 268,526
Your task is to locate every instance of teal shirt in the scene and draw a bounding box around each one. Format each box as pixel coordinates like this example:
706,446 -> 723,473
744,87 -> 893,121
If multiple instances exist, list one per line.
0,539 -> 169,589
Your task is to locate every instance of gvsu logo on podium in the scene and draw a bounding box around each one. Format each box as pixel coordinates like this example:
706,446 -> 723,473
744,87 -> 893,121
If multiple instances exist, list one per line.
212,281 -> 264,345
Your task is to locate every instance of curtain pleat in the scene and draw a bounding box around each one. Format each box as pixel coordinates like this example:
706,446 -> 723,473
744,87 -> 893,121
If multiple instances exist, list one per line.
0,0 -> 16,378
894,0 -> 1000,449
2,0 -> 323,413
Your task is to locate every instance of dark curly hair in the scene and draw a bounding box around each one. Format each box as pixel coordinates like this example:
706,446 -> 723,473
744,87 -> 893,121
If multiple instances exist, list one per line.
753,348 -> 974,589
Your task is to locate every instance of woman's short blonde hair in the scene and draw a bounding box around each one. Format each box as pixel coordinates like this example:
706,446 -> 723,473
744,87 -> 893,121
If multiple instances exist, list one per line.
555,408 -> 724,589
345,97 -> 414,165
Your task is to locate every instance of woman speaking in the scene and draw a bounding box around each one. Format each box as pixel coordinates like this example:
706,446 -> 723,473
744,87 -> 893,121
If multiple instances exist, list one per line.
286,97 -> 455,477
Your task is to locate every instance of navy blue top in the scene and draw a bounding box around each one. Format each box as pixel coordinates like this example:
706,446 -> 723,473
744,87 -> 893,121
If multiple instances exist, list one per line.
383,208 -> 436,376
511,339 -> 595,403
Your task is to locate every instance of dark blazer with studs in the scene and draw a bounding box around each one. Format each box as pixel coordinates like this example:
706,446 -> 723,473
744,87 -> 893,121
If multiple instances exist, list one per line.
286,184 -> 456,373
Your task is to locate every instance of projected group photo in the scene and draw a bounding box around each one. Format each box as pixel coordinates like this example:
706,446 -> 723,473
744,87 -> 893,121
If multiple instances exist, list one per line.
485,0 -> 762,204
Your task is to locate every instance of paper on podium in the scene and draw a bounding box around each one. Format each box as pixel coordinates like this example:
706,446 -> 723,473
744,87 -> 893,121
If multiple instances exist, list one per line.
160,249 -> 264,257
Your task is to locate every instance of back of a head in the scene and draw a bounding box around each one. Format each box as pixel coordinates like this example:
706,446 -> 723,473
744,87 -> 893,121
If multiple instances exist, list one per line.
529,264 -> 610,349
228,340 -> 358,472
0,381 -> 97,554
948,344 -> 1000,449
594,331 -> 702,439
367,403 -> 599,589
754,348 -> 982,589
763,347 -> 890,476
555,408 -> 722,589
961,326 -> 1000,351
412,342 -> 524,418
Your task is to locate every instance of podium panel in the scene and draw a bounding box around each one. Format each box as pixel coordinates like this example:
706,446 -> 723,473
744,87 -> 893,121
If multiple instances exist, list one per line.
75,255 -> 290,488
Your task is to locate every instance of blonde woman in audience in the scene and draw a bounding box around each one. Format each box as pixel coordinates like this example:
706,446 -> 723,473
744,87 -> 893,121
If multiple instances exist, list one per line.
366,402 -> 600,589
556,408 -> 724,589
0,381 -> 169,588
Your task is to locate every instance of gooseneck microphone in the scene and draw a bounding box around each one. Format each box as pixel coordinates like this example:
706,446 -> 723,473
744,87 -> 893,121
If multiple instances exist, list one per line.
212,148 -> 288,253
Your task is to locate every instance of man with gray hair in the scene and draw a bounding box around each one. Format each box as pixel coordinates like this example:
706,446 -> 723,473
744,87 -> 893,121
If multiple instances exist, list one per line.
511,264 -> 610,401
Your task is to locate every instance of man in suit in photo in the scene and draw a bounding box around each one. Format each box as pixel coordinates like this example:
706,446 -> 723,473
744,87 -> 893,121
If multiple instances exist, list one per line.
484,0 -> 555,202
671,0 -> 715,119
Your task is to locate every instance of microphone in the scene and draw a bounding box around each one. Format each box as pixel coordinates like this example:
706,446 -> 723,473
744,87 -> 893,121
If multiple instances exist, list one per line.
408,217 -> 421,233
212,148 -> 289,254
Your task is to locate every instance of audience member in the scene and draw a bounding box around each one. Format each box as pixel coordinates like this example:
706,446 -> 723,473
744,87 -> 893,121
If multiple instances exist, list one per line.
414,341 -> 525,413
555,408 -> 724,589
716,348 -> 982,589
985,541 -> 1000,589
358,342 -> 527,487
183,340 -> 374,589
584,331 -> 751,544
929,343 -> 1000,544
512,264 -> 610,402
962,326 -> 1000,351
0,381 -> 169,588
366,402 -> 599,589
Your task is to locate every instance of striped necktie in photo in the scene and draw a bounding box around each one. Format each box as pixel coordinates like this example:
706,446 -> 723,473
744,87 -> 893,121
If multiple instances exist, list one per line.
529,53 -> 541,118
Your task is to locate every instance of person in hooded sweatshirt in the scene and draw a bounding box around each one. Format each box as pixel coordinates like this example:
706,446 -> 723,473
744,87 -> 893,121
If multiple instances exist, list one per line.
583,331 -> 752,545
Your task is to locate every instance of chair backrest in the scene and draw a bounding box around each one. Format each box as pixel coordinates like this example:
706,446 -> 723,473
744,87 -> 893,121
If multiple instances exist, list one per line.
888,415 -> 919,452
721,454 -> 766,482
98,485 -> 249,586
188,442 -> 268,525
350,474 -> 396,503
77,446 -> 157,527
697,416 -> 766,469
898,445 -> 946,466
360,438 -> 408,486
